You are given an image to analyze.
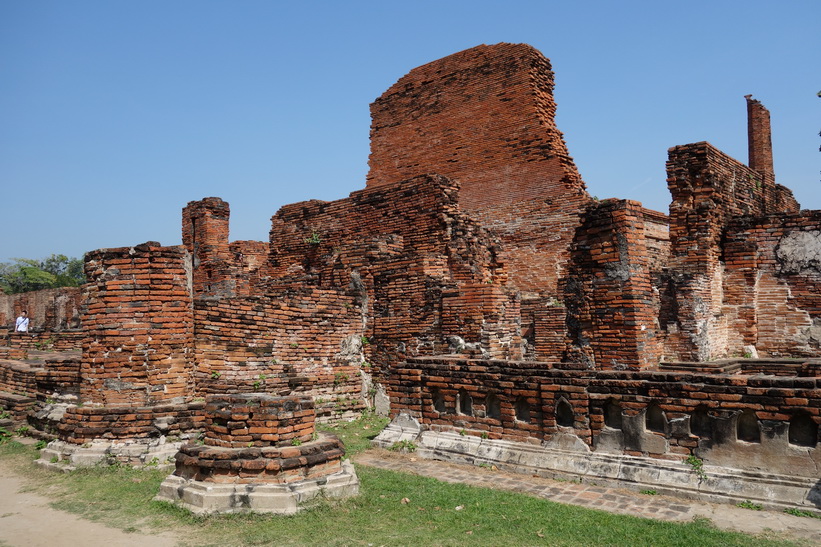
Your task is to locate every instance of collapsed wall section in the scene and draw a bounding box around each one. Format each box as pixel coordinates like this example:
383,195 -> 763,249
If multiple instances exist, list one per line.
82,242 -> 194,406
266,174 -> 521,368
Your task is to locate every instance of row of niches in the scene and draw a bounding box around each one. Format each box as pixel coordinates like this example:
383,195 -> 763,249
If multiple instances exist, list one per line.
429,389 -> 819,448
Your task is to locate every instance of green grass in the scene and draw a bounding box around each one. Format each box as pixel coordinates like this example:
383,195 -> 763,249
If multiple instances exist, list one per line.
0,418 -> 807,547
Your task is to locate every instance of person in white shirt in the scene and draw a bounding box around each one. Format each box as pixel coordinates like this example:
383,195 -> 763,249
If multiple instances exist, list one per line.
15,310 -> 30,333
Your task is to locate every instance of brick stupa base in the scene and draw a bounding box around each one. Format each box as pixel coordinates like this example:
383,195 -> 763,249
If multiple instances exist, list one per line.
155,394 -> 358,514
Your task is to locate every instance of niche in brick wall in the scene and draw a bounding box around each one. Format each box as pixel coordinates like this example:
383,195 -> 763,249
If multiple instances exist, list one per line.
690,406 -> 711,438
556,398 -> 574,427
457,388 -> 473,416
604,399 -> 623,429
788,413 -> 818,447
514,397 -> 530,423
485,393 -> 502,420
645,404 -> 666,434
431,389 -> 446,414
737,410 -> 761,443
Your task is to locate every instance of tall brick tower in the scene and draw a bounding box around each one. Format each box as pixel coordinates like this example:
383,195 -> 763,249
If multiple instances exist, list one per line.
367,43 -> 592,297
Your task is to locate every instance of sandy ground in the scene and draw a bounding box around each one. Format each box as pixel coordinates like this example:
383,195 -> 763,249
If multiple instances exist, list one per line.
0,459 -> 179,547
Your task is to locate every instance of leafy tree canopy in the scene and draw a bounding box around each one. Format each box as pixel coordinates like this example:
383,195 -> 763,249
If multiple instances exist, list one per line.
0,254 -> 85,294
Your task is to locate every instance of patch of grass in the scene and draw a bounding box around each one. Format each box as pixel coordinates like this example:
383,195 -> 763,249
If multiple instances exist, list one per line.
784,507 -> 821,519
317,410 -> 389,456
0,422 -> 803,547
641,489 -> 658,495
737,499 -> 763,511
388,440 -> 416,453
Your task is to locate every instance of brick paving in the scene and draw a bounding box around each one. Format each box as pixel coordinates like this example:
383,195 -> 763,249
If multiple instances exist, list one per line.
354,450 -> 821,544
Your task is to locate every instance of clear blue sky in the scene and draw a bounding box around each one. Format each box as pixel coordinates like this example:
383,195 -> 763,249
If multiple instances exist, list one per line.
2,1 -> 818,263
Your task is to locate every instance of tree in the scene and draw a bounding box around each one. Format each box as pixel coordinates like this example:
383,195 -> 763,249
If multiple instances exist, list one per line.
0,255 -> 86,294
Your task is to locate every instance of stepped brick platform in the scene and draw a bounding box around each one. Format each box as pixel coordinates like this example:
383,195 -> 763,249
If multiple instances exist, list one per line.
155,394 -> 358,514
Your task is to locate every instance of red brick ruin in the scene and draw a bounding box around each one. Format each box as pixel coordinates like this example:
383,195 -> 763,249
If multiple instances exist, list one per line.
2,43 -> 819,512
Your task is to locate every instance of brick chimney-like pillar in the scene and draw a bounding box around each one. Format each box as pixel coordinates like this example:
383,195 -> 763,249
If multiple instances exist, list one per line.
745,94 -> 774,180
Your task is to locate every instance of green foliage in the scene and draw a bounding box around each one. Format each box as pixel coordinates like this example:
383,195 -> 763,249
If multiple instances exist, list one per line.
0,254 -> 86,294
737,500 -> 763,511
684,454 -> 707,481
0,427 -> 12,443
784,507 -> 821,519
0,410 -> 10,420
34,439 -> 48,450
303,231 -> 322,245
641,489 -> 658,495
388,440 -> 417,453
291,438 -> 302,446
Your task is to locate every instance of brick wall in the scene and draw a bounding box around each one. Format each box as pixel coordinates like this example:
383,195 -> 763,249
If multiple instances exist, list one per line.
724,211 -> 821,356
82,243 -> 194,405
390,356 -> 820,470
0,287 -> 83,332
192,288 -> 364,412
266,174 -> 521,369
563,200 -> 664,369
5,331 -> 83,351
367,43 -> 591,299
664,142 -> 801,360
57,401 -> 205,444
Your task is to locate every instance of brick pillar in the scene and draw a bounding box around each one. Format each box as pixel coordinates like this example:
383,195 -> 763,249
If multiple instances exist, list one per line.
82,243 -> 194,405
563,200 -> 661,369
182,197 -> 234,297
745,95 -> 774,181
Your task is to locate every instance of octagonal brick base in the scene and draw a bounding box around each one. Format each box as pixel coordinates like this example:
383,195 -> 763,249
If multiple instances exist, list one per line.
155,459 -> 359,514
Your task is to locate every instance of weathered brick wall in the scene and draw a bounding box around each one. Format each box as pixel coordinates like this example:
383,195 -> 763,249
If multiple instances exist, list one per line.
5,331 -> 83,350
57,401 -> 205,444
203,394 -> 315,448
367,43 -> 591,298
0,287 -> 83,332
266,174 -> 521,369
34,357 -> 82,397
665,142 -> 801,360
563,200 -> 663,369
390,356 -> 820,471
82,243 -> 194,406
192,288 -> 364,415
724,211 -> 821,357
0,360 -> 37,396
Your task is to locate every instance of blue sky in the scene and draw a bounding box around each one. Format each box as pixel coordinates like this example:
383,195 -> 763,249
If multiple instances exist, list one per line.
1,1 -> 818,263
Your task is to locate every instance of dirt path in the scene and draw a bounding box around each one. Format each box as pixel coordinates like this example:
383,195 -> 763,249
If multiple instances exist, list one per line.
0,459 -> 179,547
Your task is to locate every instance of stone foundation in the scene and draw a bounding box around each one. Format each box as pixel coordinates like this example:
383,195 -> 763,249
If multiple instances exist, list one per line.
374,414 -> 821,513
